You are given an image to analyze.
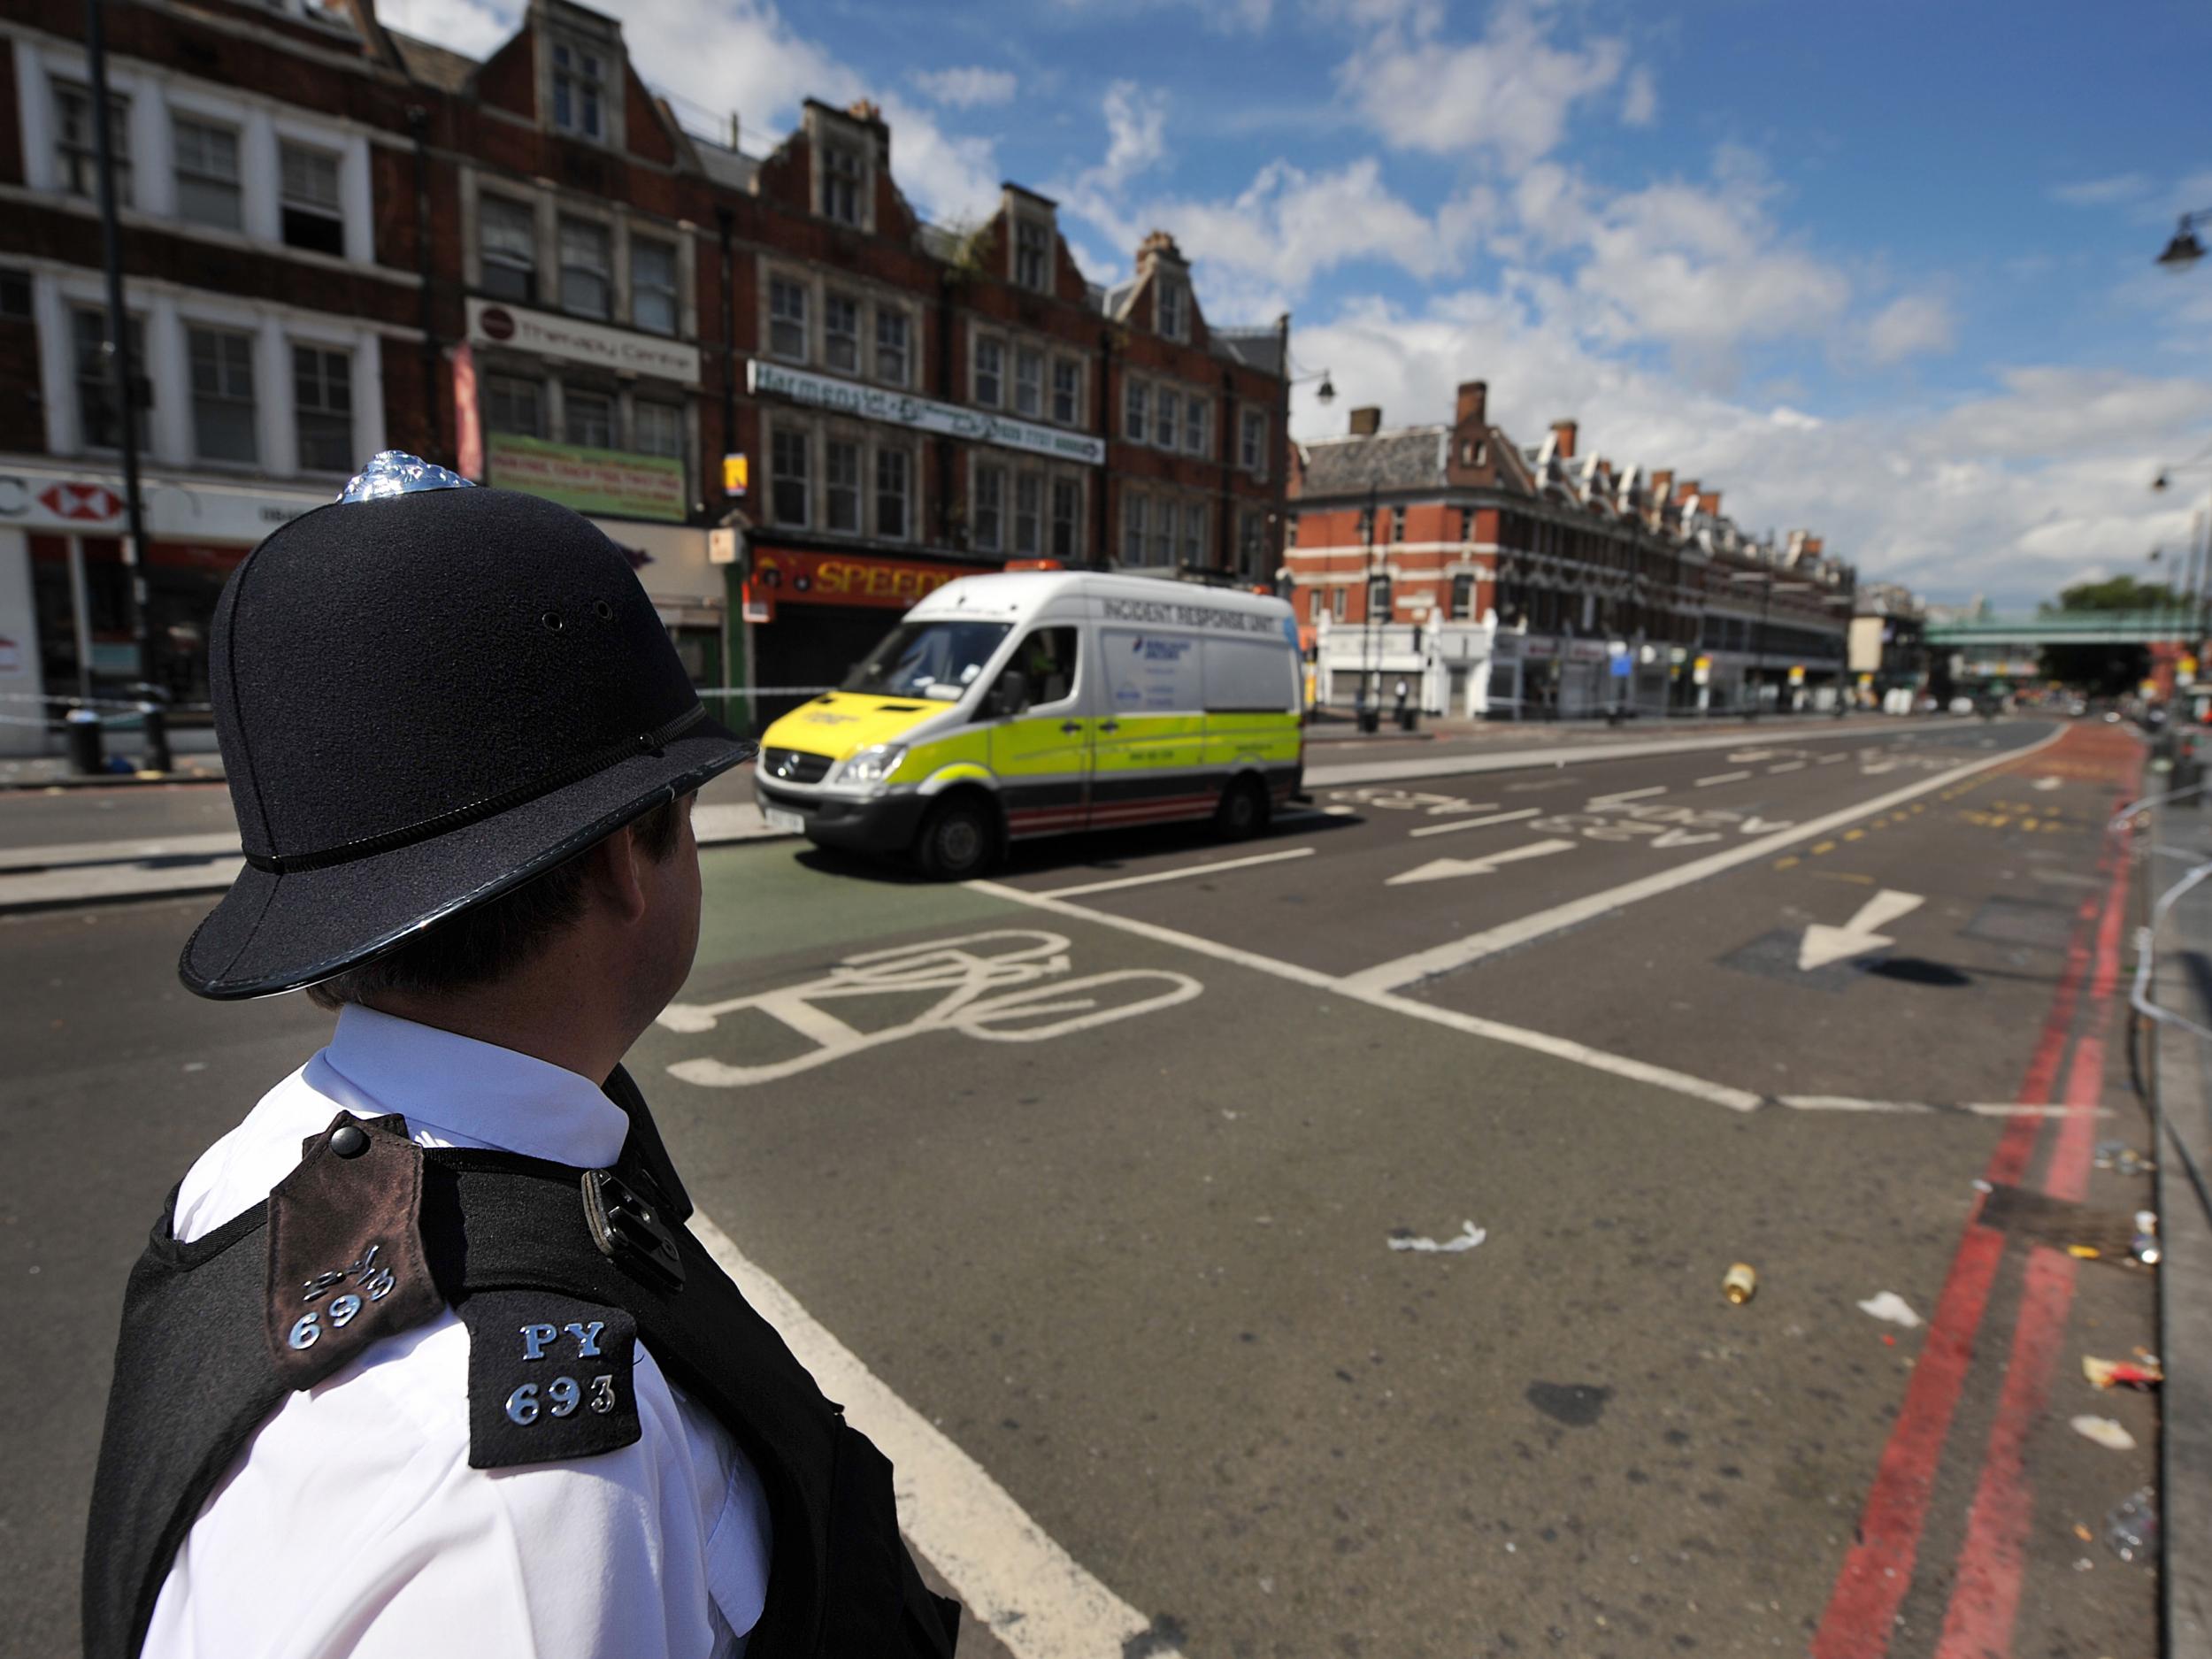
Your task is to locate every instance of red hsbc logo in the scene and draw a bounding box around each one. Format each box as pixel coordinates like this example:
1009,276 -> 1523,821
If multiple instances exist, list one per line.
38,481 -> 122,522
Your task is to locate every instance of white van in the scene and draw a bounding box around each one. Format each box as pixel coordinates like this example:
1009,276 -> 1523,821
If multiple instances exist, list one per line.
753,571 -> 1305,877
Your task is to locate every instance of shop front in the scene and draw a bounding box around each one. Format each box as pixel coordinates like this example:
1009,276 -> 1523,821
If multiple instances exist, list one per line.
736,542 -> 995,731
0,466 -> 328,756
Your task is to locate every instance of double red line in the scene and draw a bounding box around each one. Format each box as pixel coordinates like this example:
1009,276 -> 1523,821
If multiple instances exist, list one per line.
1810,749 -> 2140,1659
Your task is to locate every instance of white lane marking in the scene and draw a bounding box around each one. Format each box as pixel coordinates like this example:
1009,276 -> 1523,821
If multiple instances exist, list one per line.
1038,846 -> 1315,898
1798,888 -> 1924,972
1407,807 -> 1543,840
1768,762 -> 1806,774
1588,785 -> 1668,803
1387,839 -> 1576,887
2032,777 -> 2062,792
1337,725 -> 2064,996
1695,771 -> 1752,787
1323,803 -> 1360,816
1820,754 -> 1848,764
689,1211 -> 1182,1659
969,879 -> 1767,1113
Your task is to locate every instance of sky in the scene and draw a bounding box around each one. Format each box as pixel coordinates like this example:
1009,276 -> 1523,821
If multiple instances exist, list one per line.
387,0 -> 2212,610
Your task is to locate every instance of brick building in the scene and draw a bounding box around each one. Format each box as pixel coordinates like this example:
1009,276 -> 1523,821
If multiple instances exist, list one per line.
0,0 -> 1288,755
1286,381 -> 1852,718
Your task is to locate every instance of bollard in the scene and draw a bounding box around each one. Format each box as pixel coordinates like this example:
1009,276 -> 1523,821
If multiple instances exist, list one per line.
65,707 -> 104,776
140,702 -> 173,773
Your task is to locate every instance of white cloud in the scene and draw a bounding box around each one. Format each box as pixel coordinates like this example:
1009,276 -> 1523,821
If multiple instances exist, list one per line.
1095,80 -> 1168,191
909,65 -> 1018,110
1620,66 -> 1657,128
1291,293 -> 2212,607
2050,173 -> 2152,208
1864,294 -> 1955,364
1340,2 -> 1626,168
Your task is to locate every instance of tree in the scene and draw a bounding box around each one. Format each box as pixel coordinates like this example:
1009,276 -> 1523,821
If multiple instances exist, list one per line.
2050,575 -> 2178,614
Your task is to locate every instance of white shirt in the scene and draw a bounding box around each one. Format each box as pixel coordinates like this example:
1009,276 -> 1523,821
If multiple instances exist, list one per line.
146,1004 -> 772,1659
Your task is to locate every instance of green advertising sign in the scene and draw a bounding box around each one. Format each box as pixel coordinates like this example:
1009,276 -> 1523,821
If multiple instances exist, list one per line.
485,433 -> 687,523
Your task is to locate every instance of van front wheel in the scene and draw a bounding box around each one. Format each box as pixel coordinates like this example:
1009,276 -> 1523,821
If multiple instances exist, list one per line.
916,796 -> 999,879
1215,776 -> 1270,841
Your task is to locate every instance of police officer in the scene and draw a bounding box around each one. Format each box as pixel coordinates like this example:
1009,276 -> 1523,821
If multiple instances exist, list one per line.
83,456 -> 958,1659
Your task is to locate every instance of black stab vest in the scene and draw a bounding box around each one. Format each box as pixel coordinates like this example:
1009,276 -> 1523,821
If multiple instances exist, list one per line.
81,1068 -> 959,1659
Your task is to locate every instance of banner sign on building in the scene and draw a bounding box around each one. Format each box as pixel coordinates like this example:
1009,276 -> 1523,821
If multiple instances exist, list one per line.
486,434 -> 687,523
466,298 -> 702,388
749,361 -> 1107,466
749,545 -> 990,610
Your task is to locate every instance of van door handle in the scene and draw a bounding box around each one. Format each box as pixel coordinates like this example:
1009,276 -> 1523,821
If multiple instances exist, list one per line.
1061,720 -> 1084,734
1098,720 -> 1120,733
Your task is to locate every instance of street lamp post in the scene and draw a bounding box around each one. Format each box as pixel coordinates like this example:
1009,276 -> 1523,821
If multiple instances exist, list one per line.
2155,210 -> 2212,271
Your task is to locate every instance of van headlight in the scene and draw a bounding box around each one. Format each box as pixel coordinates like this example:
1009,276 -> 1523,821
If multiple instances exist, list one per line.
837,743 -> 907,786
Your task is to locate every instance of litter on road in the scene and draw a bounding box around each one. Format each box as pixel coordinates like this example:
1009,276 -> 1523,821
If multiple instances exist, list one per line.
1856,1290 -> 1924,1328
2070,1416 -> 2138,1452
2081,1355 -> 2163,1390
2105,1486 -> 2159,1563
1387,1221 -> 1486,1254
1723,1263 -> 1758,1304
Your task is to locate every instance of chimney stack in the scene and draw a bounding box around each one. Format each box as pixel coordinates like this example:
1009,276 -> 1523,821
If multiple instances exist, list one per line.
1701,490 -> 1721,518
1675,479 -> 1700,504
1650,468 -> 1673,503
1348,406 -> 1382,438
1549,419 -> 1578,459
1456,380 -> 1488,427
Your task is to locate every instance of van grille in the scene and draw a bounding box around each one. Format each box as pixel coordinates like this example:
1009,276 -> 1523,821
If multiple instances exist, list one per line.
762,748 -> 833,785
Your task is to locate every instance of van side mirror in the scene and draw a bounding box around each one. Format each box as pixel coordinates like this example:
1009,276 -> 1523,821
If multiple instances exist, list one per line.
988,673 -> 1027,719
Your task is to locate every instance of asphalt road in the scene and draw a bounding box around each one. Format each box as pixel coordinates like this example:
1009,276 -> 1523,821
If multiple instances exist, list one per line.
3,715 -> 2169,1658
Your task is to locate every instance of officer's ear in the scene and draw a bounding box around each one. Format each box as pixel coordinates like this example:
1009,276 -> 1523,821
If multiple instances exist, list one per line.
581,822 -> 653,927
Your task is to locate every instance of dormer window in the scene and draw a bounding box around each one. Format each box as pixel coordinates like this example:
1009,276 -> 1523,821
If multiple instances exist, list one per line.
1156,278 -> 1187,342
551,42 -> 605,141
1014,219 -> 1051,292
822,141 -> 864,226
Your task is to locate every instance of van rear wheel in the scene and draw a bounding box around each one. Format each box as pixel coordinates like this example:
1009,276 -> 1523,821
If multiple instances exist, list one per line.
915,796 -> 999,880
1215,775 -> 1270,841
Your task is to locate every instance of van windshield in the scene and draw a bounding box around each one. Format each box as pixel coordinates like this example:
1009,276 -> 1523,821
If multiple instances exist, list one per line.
841,620 -> 1012,701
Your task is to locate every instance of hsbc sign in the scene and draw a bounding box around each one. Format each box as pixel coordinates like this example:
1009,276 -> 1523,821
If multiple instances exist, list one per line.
37,481 -> 123,522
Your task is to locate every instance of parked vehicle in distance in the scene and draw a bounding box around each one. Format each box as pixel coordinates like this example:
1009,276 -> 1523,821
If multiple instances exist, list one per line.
752,571 -> 1306,879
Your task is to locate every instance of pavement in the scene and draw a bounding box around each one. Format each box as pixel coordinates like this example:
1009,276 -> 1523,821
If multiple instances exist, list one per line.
4,712 -> 2177,1658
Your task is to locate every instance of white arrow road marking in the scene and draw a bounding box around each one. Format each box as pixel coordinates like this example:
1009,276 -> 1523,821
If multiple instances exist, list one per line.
1797,887 -> 1924,972
2032,777 -> 2062,792
1387,838 -> 1577,887
1408,807 -> 1542,840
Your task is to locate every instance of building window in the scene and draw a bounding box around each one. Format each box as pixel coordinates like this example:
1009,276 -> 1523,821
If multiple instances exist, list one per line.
1390,505 -> 1406,543
821,141 -> 864,226
54,81 -> 129,204
280,142 -> 345,256
1013,472 -> 1042,557
559,218 -> 611,319
1156,388 -> 1179,452
483,372 -> 543,438
1180,501 -> 1205,566
564,388 -> 614,449
293,344 -> 353,471
480,196 -> 536,303
550,42 -> 604,141
73,309 -> 146,452
0,269 -> 29,319
1013,347 -> 1043,419
1356,505 -> 1373,543
1156,278 -> 1187,341
1051,478 -> 1080,562
188,327 -> 257,464
1123,379 -> 1148,443
973,463 -> 1004,552
1458,506 -> 1476,542
1186,396 -> 1210,458
1287,513 -> 1300,547
1368,575 -> 1391,618
173,118 -> 242,232
876,309 -> 910,387
632,238 -> 678,335
1051,358 -> 1080,426
1238,511 -> 1266,580
1240,409 -> 1267,476
826,437 -> 862,533
1122,492 -> 1148,565
973,335 -> 1002,407
1014,218 -> 1050,291
876,447 -> 910,541
634,401 -> 683,459
825,291 -> 860,373
771,426 -> 809,526
1331,586 -> 1348,621
1450,572 -> 1474,619
769,275 -> 808,360
1151,499 -> 1175,567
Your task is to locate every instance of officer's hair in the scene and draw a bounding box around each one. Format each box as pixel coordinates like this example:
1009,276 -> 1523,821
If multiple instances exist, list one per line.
306,797 -> 683,1010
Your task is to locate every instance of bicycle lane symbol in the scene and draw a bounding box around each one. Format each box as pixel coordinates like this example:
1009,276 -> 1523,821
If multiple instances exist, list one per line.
656,929 -> 1204,1088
